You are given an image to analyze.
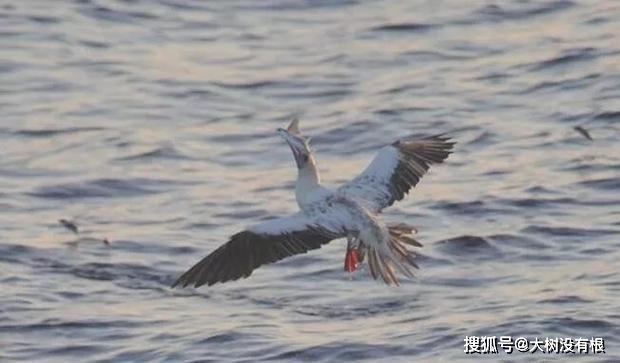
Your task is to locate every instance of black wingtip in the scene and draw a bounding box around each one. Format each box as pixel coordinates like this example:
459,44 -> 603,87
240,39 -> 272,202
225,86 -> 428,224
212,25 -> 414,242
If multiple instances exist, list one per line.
171,277 -> 204,289
170,276 -> 184,289
171,227 -> 336,289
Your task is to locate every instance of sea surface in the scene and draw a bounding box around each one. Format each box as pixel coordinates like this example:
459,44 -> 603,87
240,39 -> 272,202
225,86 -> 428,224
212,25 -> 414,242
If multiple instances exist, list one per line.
1,0 -> 619,362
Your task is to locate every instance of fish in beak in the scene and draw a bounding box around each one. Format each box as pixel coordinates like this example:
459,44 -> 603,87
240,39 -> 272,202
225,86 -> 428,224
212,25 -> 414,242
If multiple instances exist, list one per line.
277,119 -> 312,169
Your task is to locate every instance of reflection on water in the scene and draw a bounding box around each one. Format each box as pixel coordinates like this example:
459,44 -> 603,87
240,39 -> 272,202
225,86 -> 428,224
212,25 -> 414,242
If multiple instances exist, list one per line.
1,0 -> 619,362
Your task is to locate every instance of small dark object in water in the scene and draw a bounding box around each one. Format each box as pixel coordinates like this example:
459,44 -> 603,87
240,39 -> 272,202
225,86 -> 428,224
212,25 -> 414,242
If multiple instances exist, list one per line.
102,238 -> 110,245
58,219 -> 79,234
574,126 -> 593,141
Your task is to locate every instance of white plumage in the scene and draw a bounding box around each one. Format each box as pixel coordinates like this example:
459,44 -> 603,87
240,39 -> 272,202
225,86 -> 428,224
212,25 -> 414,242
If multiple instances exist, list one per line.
173,120 -> 454,287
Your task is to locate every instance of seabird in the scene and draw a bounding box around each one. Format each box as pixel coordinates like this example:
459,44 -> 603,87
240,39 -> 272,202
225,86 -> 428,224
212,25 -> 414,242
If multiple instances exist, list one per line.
173,119 -> 454,287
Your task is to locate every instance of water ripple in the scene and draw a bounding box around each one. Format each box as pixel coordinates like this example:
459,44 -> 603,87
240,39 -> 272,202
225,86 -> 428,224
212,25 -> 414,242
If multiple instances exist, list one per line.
474,0 -> 575,22
28,178 -> 180,199
115,146 -> 195,162
2,0 -> 619,361
369,23 -> 438,33
10,126 -> 106,138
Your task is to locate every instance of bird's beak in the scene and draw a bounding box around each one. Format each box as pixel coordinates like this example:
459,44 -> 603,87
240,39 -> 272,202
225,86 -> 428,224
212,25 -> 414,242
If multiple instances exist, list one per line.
277,127 -> 300,152
277,128 -> 307,168
277,127 -> 292,144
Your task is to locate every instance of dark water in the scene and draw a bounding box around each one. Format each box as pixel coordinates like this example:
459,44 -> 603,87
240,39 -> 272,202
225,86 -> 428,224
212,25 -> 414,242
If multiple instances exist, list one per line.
1,1 -> 620,362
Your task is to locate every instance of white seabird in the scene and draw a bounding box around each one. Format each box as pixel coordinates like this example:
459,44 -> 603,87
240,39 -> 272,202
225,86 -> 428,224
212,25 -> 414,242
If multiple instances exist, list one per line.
173,119 -> 454,287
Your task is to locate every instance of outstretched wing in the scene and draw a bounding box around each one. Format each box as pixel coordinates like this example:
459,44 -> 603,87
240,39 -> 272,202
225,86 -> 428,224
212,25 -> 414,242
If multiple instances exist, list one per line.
172,213 -> 342,288
338,135 -> 454,212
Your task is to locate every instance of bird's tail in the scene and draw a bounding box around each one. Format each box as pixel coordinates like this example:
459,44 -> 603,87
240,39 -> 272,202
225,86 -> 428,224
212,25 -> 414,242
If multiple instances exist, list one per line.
365,223 -> 422,286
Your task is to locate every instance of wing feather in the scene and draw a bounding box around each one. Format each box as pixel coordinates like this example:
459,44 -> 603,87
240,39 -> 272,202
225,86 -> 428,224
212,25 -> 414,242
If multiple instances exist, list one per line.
172,213 -> 342,288
338,135 -> 454,212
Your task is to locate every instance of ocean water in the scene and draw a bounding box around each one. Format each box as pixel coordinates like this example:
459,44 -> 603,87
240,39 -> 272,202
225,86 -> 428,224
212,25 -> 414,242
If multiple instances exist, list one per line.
1,0 -> 619,362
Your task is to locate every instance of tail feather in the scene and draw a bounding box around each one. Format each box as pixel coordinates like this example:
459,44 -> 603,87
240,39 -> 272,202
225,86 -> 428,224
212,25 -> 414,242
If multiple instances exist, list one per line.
370,248 -> 398,285
383,258 -> 399,286
387,223 -> 418,236
367,250 -> 379,280
389,236 -> 419,271
364,224 -> 422,285
398,235 -> 423,247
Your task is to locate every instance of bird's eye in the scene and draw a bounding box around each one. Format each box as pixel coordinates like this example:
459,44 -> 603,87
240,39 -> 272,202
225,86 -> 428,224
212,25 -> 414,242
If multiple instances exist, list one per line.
302,154 -> 309,162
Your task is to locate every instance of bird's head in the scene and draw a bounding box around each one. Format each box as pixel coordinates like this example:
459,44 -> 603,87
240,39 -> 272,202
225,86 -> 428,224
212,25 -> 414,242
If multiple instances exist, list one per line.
277,119 -> 313,169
